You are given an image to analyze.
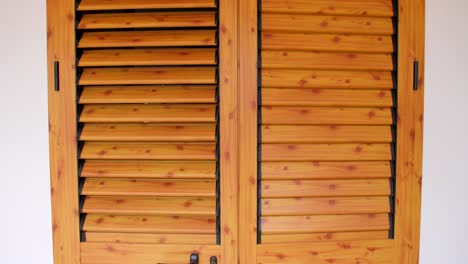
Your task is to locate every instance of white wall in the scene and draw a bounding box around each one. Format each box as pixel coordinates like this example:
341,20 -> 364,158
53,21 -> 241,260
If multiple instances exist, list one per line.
0,0 -> 466,263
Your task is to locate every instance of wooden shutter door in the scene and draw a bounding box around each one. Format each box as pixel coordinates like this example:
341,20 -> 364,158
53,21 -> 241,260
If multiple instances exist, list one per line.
48,0 -> 238,263
239,0 -> 425,263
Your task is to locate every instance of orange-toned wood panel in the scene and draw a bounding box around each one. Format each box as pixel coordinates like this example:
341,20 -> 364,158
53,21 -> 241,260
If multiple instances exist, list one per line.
262,161 -> 391,180
85,233 -> 215,245
257,240 -> 395,263
79,67 -> 216,85
82,178 -> 215,197
262,88 -> 393,107
79,30 -> 216,48
81,160 -> 215,179
262,143 -> 392,161
262,69 -> 393,89
80,86 -> 215,104
262,13 -> 393,34
262,197 -> 391,216
262,125 -> 392,143
262,51 -> 393,71
81,123 -> 215,142
83,196 -> 215,215
81,243 -> 221,264
80,142 -> 215,160
262,179 -> 391,198
79,11 -> 216,29
262,106 -> 393,125
83,215 -> 216,234
78,0 -> 216,10
262,231 -> 389,244
261,0 -> 395,17
262,32 -> 393,53
79,48 -> 216,67
80,104 -> 215,123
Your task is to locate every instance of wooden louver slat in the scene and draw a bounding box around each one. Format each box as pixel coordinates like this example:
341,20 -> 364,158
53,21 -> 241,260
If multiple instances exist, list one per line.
78,0 -> 216,11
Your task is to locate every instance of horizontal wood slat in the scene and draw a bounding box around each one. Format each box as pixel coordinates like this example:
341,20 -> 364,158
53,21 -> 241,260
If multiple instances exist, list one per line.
79,12 -> 216,29
83,196 -> 215,215
80,142 -> 215,160
262,179 -> 391,198
257,240 -> 395,264
78,0 -> 216,10
262,125 -> 392,143
81,243 -> 221,264
262,106 -> 392,125
80,104 -> 215,123
262,13 -> 394,35
262,197 -> 390,216
79,67 -> 216,85
79,48 -> 216,67
261,0 -> 395,17
262,143 -> 391,161
85,233 -> 216,244
79,30 -> 216,48
262,161 -> 391,180
262,32 -> 393,53
82,179 -> 215,197
81,160 -> 215,179
83,215 -> 216,234
262,231 -> 389,244
262,88 -> 393,107
262,214 -> 390,234
81,123 -> 215,142
80,86 -> 215,104
262,69 -> 393,89
262,51 -> 393,71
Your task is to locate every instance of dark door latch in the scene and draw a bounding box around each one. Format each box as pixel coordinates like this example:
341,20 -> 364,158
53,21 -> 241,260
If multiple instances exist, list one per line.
190,253 -> 199,264
210,256 -> 217,264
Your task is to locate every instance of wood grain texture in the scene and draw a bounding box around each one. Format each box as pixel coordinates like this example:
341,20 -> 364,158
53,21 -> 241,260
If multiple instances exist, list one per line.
78,0 -> 216,10
262,179 -> 391,198
262,13 -> 393,35
80,86 -> 215,104
83,196 -> 215,215
257,240 -> 395,263
81,243 -> 221,264
81,123 -> 215,141
262,69 -> 393,89
83,215 -> 216,233
262,125 -> 392,143
80,104 -> 215,123
262,197 -> 390,216
79,67 -> 216,85
79,30 -> 216,48
262,51 -> 393,71
262,161 -> 391,180
79,48 -> 216,67
81,160 -> 215,179
47,0 -> 80,263
262,0 -> 395,17
262,231 -> 389,244
262,106 -> 393,125
262,88 -> 393,107
262,32 -> 393,53
85,233 -> 216,244
80,142 -> 215,160
262,214 -> 390,234
79,11 -> 215,29
82,178 -> 215,196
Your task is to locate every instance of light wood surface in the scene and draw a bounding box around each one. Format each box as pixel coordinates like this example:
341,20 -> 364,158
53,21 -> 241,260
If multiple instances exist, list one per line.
78,0 -> 216,10
85,233 -> 216,245
262,231 -> 389,244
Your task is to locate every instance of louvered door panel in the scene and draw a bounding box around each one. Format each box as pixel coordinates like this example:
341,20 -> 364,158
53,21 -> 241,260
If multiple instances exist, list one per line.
76,0 -> 219,247
258,0 -> 397,249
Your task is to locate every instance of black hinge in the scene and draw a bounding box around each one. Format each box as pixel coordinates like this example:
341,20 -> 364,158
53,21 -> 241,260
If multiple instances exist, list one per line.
190,253 -> 199,264
413,60 -> 419,91
54,61 -> 60,91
